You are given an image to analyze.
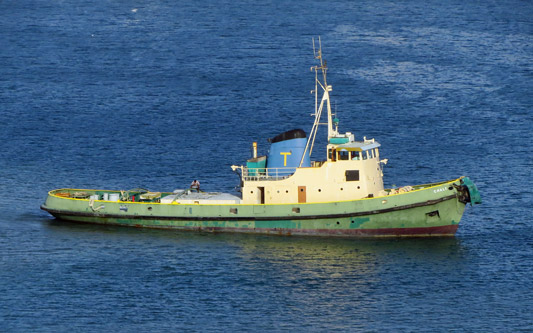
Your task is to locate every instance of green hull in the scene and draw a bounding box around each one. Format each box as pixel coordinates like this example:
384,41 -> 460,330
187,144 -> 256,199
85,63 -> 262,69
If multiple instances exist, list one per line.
41,177 -> 480,237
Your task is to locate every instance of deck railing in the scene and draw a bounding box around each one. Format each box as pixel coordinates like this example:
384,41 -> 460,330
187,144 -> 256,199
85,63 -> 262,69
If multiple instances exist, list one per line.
232,161 -> 325,182
242,167 -> 297,181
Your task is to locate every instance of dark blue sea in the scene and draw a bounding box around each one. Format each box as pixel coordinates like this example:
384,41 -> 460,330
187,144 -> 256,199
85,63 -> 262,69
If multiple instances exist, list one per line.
1,0 -> 532,331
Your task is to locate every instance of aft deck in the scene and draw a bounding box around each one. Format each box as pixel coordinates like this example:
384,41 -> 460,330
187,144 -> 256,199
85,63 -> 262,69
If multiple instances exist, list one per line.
49,188 -> 241,205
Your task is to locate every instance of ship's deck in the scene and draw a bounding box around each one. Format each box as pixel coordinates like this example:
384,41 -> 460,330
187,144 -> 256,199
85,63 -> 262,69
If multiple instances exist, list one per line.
160,191 -> 241,205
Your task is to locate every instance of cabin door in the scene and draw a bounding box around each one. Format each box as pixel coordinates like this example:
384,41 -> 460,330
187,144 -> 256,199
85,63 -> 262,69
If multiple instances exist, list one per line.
298,186 -> 306,203
257,187 -> 265,204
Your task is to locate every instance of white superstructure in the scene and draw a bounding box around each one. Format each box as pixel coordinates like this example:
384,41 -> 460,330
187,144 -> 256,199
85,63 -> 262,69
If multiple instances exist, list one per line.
232,38 -> 387,205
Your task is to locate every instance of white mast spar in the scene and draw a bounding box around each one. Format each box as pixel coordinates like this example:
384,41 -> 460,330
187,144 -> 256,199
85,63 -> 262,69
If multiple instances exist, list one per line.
299,37 -> 337,167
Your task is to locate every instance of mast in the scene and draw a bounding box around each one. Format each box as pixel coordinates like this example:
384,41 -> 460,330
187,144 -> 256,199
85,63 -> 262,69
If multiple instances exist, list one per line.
300,37 -> 337,167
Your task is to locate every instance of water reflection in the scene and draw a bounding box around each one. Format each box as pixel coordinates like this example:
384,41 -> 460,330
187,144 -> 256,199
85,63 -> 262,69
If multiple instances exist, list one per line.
39,220 -> 472,328
44,219 -> 467,280
45,219 -> 465,260
227,235 -> 467,278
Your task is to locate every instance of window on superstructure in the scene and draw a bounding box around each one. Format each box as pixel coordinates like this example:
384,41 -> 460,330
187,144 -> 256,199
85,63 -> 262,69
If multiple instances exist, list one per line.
346,170 -> 360,181
329,149 -> 337,162
339,150 -> 349,160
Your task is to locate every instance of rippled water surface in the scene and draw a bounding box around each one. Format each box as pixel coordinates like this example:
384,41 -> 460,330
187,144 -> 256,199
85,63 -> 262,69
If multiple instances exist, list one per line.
1,0 -> 532,331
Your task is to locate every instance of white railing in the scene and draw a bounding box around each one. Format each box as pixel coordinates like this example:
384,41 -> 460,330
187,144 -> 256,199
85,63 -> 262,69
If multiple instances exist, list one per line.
242,167 -> 297,181
231,162 -> 324,182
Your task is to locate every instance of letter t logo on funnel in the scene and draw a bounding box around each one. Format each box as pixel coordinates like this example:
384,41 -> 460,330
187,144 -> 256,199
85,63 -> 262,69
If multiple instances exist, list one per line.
280,152 -> 292,166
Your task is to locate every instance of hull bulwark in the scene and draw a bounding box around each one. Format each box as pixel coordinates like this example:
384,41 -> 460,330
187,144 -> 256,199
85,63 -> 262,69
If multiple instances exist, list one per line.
41,178 -> 474,237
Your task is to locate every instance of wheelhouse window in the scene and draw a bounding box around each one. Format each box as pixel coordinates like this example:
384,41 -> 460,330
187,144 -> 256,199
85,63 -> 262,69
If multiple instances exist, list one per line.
351,151 -> 360,160
339,150 -> 349,160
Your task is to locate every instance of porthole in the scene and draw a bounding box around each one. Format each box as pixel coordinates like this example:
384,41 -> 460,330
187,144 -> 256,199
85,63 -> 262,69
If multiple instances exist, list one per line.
148,207 -> 152,211
318,189 -> 321,192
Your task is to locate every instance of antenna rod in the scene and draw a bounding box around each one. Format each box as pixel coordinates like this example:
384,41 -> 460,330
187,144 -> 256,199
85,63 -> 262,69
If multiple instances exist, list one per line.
300,37 -> 331,167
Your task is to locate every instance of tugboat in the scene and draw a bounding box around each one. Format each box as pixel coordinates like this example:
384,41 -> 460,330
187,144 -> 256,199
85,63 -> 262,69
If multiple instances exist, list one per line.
41,40 -> 481,237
